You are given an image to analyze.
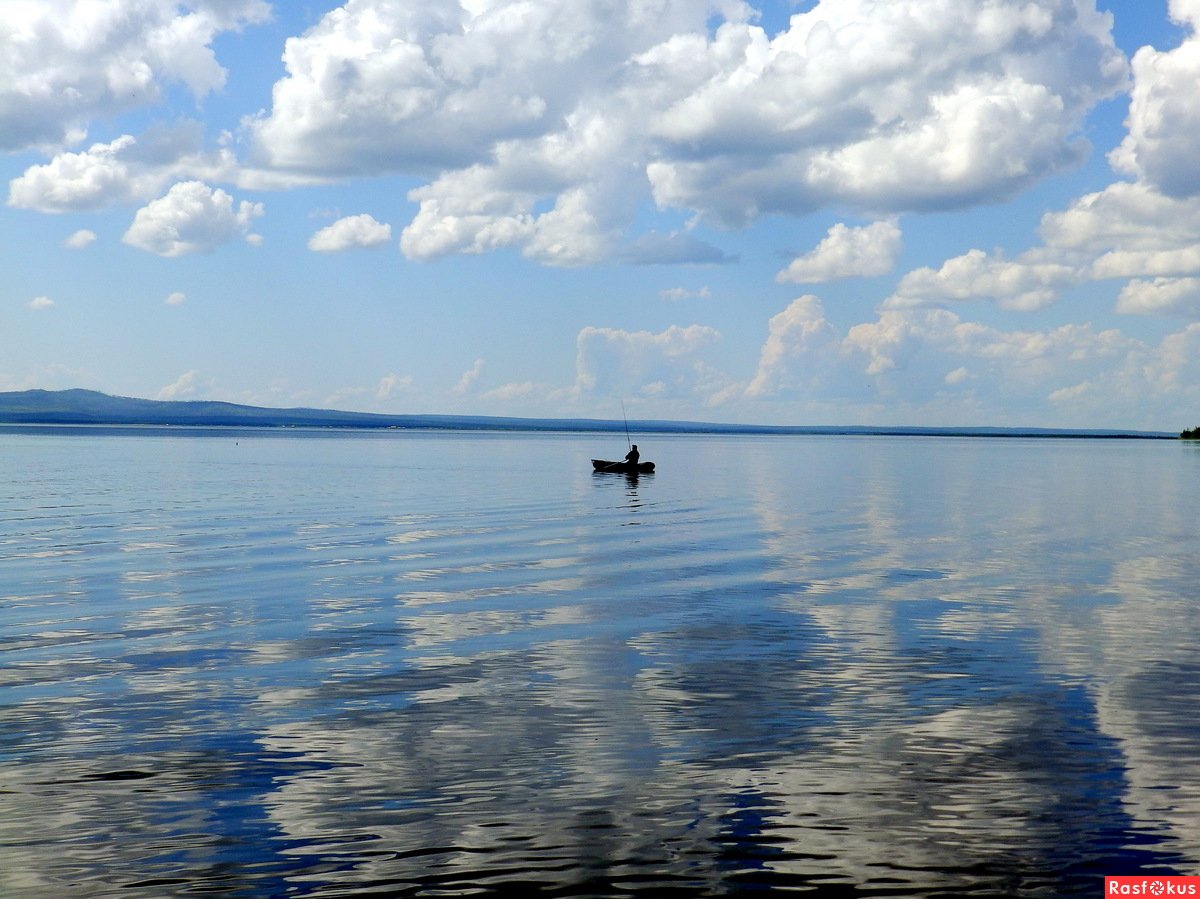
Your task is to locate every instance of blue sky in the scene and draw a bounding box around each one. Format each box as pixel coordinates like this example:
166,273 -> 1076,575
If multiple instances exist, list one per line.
3,0 -> 1200,428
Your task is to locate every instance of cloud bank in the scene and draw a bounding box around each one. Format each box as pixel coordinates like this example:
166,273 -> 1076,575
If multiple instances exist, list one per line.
242,0 -> 1126,264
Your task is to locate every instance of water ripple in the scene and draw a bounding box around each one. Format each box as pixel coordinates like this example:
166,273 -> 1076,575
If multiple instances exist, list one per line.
3,432 -> 1200,896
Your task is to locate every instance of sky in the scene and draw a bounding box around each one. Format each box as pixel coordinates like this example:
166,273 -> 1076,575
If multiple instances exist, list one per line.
3,0 -> 1200,429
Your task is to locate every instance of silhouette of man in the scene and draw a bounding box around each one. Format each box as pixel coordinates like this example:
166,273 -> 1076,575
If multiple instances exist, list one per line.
624,444 -> 640,468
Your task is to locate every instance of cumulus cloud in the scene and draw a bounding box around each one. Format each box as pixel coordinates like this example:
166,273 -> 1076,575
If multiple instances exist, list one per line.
8,126 -> 244,213
839,309 -> 1140,416
878,7 -> 1200,322
574,323 -> 723,399
745,296 -> 840,397
10,135 -> 143,211
853,311 -> 1133,379
642,0 -> 1126,224
63,229 -> 97,249
888,176 -> 1200,321
1036,181 -> 1200,280
885,248 -> 1078,311
27,296 -> 56,310
777,220 -> 901,284
1109,1 -> 1200,197
247,0 -> 1125,264
165,291 -> 187,306
122,181 -> 264,256
308,214 -> 392,252
1116,277 -> 1200,316
884,177 -> 1200,322
0,0 -> 270,152
726,295 -> 1167,425
249,0 -> 728,176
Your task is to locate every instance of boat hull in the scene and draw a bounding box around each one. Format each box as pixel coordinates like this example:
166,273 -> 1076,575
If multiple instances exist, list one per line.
592,459 -> 655,473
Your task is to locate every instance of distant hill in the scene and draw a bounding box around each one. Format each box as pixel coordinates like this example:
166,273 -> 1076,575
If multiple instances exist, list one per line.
0,389 -> 621,431
0,388 -> 1178,438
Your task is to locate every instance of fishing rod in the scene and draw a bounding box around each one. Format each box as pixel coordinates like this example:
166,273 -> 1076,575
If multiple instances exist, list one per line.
621,400 -> 631,451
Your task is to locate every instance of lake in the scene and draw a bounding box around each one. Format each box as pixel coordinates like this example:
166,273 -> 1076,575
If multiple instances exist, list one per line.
3,428 -> 1200,897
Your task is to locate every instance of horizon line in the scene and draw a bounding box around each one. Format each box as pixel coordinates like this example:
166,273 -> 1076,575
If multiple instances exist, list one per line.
0,388 -> 1181,439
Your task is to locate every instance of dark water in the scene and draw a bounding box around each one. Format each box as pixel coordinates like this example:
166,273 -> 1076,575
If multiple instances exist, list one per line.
3,429 -> 1200,897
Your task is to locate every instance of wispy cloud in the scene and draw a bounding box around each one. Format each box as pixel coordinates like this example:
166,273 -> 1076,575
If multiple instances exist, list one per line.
453,359 -> 486,394
659,286 -> 712,301
157,370 -> 201,400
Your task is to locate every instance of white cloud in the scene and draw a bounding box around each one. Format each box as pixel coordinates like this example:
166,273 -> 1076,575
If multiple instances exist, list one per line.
122,181 -> 264,256
401,153 -> 639,266
376,373 -> 414,399
745,295 -> 840,397
574,323 -> 723,399
63,229 -> 96,249
308,214 -> 392,252
27,296 -> 56,310
660,286 -> 712,301
944,366 -> 971,386
885,248 -> 1078,311
1144,322 -> 1200,393
643,0 -> 1126,224
249,0 -> 1125,264
1048,381 -> 1092,403
249,0 -> 724,176
0,0 -> 270,152
726,296 -> 1167,424
886,173 -> 1200,323
400,164 -> 537,261
1033,181 -> 1200,281
1115,277 -> 1200,316
842,309 -> 1139,402
777,220 -> 901,284
8,127 -> 245,213
9,136 -> 142,212
1041,181 -> 1200,256
157,369 -> 201,400
453,358 -> 486,394
1110,3 -> 1200,197
165,291 -> 187,306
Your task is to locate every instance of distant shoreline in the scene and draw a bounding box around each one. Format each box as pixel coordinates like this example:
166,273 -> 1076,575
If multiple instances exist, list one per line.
0,389 -> 1177,440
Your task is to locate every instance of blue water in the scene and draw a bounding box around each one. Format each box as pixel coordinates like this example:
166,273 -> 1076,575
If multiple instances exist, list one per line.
3,428 -> 1200,897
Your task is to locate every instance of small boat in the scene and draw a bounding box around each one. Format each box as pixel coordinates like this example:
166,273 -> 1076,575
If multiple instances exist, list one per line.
592,459 -> 655,474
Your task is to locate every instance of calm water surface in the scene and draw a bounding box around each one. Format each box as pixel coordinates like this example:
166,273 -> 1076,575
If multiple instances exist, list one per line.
3,429 -> 1200,897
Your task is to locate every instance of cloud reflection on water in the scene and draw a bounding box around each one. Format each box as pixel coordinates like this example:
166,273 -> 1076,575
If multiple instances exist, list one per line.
2,433 -> 1199,896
